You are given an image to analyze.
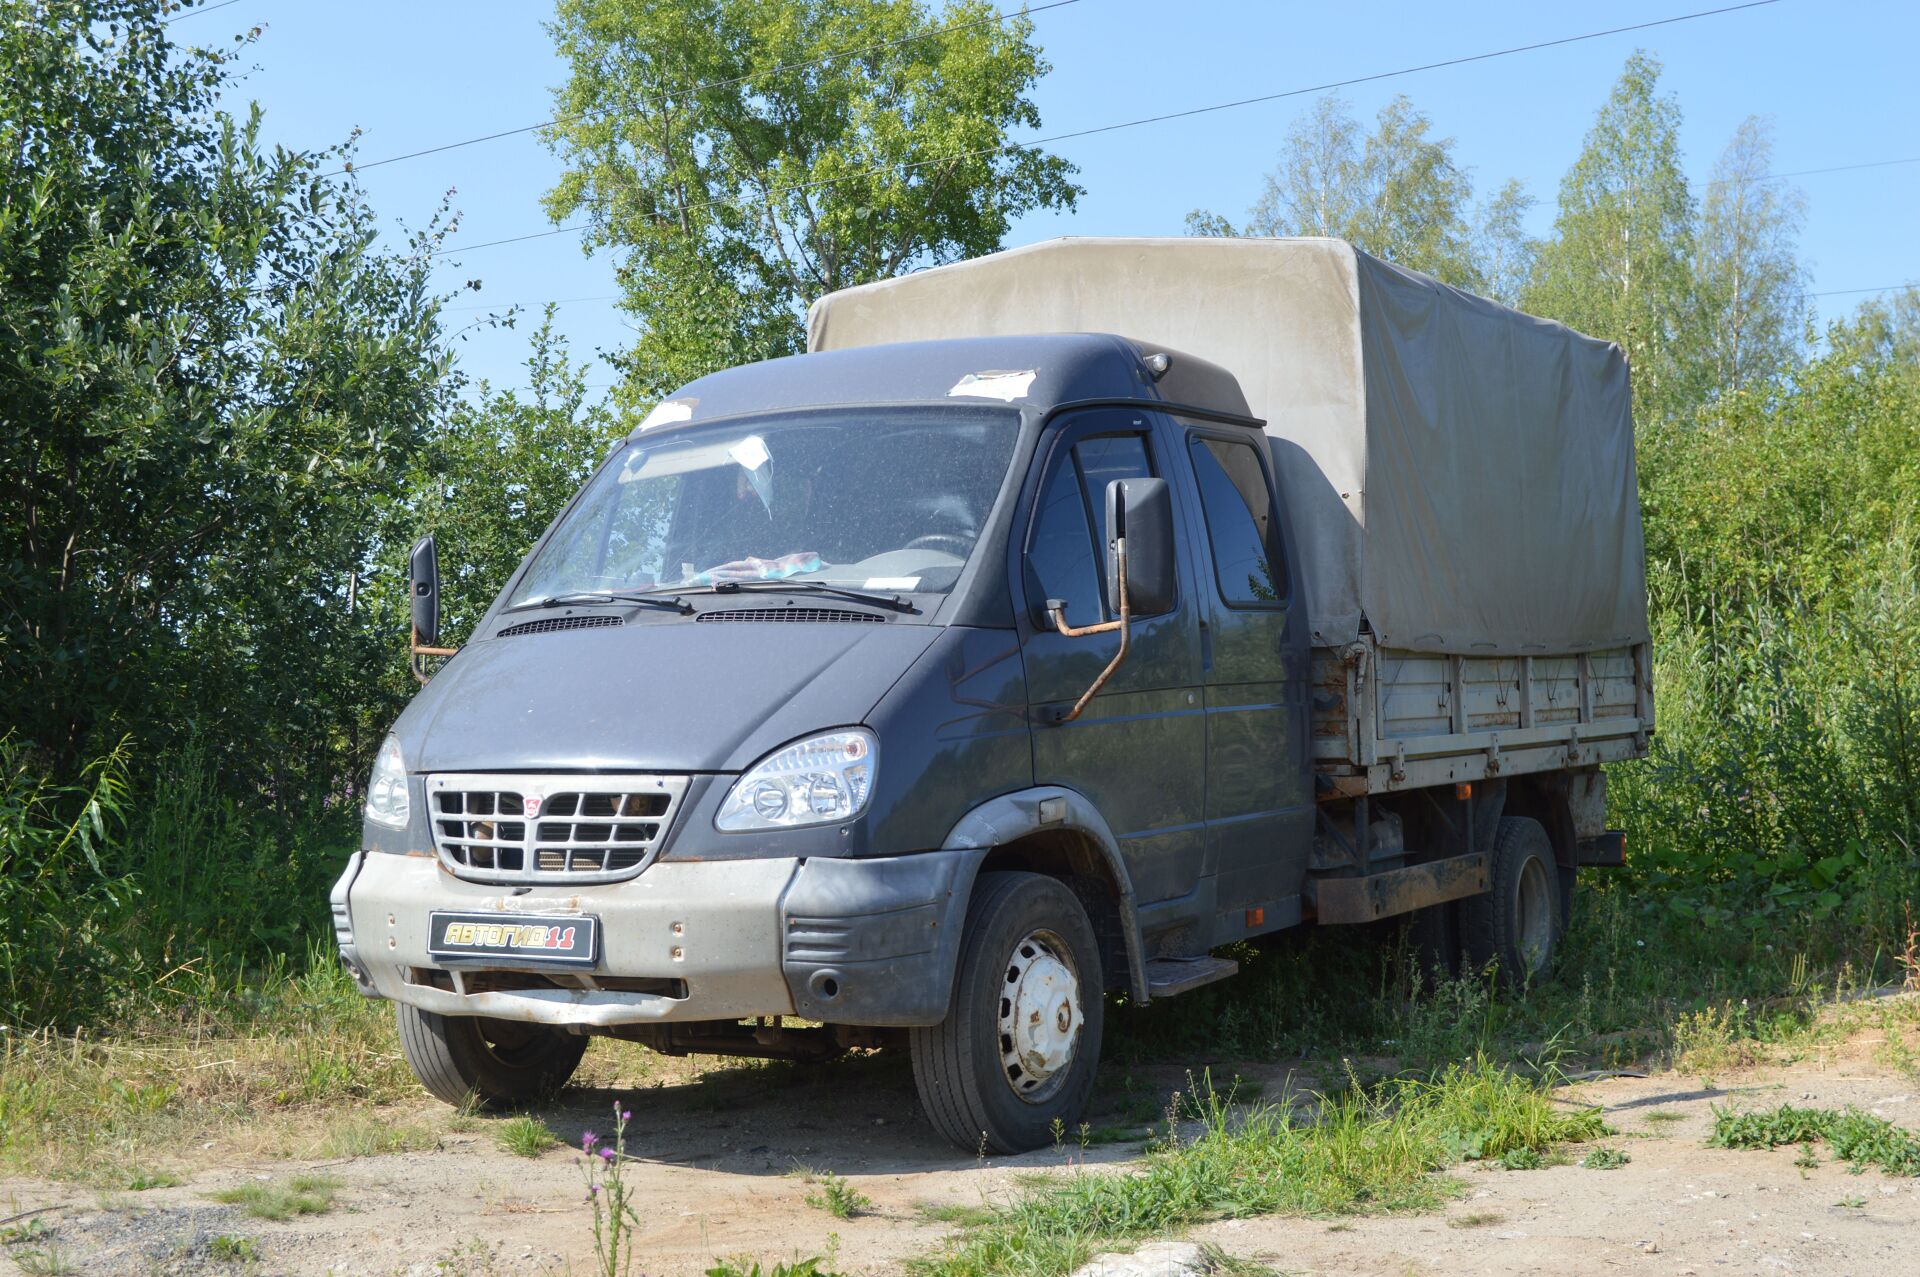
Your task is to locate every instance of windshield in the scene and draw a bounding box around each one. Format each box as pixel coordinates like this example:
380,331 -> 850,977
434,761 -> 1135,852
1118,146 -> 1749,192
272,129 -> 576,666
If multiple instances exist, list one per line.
507,408 -> 1020,607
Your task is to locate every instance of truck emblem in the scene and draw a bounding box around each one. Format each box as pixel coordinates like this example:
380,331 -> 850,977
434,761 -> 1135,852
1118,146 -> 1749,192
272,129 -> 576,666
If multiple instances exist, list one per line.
522,796 -> 542,819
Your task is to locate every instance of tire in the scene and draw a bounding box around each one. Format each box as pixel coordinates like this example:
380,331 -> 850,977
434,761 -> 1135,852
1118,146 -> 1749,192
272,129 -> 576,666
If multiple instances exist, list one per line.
395,1004 -> 588,1108
909,871 -> 1105,1154
1458,816 -> 1562,988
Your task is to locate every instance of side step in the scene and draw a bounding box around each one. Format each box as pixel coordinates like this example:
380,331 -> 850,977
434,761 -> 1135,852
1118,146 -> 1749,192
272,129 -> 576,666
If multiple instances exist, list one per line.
1144,955 -> 1239,999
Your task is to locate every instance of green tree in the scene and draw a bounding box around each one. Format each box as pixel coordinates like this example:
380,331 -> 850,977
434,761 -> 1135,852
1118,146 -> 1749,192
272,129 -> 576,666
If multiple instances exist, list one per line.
542,0 -> 1082,403
1523,52 -> 1699,423
0,0 -> 461,799
1185,93 -> 1518,295
1695,116 -> 1808,395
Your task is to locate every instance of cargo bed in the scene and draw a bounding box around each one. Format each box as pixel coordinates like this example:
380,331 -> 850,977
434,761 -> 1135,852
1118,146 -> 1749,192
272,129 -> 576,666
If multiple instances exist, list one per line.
1312,637 -> 1654,796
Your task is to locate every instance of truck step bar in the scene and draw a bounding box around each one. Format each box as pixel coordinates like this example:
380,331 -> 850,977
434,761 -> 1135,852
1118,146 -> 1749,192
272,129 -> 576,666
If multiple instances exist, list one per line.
1144,955 -> 1240,999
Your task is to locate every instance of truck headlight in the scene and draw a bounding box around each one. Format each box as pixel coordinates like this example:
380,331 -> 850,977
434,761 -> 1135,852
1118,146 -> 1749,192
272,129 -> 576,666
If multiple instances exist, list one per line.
716,729 -> 876,831
364,735 -> 411,830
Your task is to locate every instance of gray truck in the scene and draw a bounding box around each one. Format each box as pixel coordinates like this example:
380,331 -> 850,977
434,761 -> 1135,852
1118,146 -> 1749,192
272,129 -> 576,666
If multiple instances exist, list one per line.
331,238 -> 1652,1153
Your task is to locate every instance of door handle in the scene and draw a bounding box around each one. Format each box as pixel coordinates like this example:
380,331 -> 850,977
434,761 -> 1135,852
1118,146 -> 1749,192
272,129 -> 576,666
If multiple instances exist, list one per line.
1199,618 -> 1213,673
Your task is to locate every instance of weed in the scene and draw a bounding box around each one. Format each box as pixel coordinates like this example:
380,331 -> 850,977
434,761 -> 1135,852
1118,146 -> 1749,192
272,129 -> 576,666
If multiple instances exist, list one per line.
918,1202 -> 993,1227
581,1100 -> 641,1277
209,1234 -> 261,1262
911,1063 -> 1601,1277
323,1115 -> 439,1158
1836,1195 -> 1866,1209
1495,1147 -> 1545,1170
1582,1147 -> 1631,1169
11,1242 -> 74,1276
1642,1110 -> 1686,1126
1448,1211 -> 1505,1228
804,1171 -> 872,1220
496,1115 -> 560,1159
1,1218 -> 53,1246
119,1168 -> 184,1190
706,1259 -> 838,1277
210,1173 -> 340,1220
1710,1104 -> 1920,1175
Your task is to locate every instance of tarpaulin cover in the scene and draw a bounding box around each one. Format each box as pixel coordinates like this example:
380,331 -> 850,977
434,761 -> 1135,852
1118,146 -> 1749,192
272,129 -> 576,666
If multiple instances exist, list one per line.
807,237 -> 1649,656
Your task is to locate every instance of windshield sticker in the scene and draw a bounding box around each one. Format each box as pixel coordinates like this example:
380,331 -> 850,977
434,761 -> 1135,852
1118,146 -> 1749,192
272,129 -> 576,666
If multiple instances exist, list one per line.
948,370 -> 1036,402
727,434 -> 771,471
687,551 -> 822,587
638,398 -> 695,431
864,576 -> 921,591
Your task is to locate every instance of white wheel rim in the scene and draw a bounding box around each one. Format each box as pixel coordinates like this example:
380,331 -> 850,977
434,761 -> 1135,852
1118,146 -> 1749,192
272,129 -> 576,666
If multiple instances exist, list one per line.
997,929 -> 1082,1104
1516,857 -> 1553,973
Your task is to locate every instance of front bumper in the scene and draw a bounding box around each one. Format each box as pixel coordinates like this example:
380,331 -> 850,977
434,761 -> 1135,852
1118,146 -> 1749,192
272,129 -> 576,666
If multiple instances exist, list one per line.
333,847 -> 982,1028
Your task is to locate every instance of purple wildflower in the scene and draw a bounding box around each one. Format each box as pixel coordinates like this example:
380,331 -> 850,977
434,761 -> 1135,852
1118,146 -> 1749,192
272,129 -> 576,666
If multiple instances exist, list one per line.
620,1109 -> 632,1122
581,1130 -> 599,1151
598,1145 -> 615,1161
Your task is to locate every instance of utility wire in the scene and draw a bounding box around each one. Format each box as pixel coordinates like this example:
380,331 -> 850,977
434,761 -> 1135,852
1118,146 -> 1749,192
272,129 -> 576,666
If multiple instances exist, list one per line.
428,0 -> 1784,260
1809,282 -> 1916,298
328,0 -> 1085,179
163,0 -> 242,22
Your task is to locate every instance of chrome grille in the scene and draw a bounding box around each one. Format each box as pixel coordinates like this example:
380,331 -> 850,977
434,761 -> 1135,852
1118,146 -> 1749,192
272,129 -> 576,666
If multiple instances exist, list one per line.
426,773 -> 688,884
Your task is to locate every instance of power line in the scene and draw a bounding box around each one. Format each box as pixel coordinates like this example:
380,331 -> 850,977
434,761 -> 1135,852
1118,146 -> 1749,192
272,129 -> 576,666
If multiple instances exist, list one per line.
428,0 -> 1784,260
329,0 -> 1085,179
163,0 -> 242,23
1810,282 -> 1916,298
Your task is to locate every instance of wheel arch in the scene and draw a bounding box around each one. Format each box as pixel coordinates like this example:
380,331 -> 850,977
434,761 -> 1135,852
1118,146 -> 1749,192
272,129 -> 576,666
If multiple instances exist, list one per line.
942,786 -> 1148,1002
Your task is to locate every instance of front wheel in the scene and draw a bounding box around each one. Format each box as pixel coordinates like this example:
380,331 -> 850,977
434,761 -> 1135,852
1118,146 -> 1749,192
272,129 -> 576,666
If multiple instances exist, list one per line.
395,1004 -> 587,1107
910,872 -> 1104,1153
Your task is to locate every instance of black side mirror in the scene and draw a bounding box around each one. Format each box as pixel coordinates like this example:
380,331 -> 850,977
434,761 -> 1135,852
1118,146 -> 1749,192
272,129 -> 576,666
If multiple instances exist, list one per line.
410,534 -> 440,647
1105,477 -> 1175,617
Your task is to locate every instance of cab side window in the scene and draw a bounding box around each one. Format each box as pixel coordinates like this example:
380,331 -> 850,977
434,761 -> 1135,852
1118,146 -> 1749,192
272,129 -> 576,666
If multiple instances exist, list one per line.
1189,435 -> 1287,606
1026,432 -> 1155,624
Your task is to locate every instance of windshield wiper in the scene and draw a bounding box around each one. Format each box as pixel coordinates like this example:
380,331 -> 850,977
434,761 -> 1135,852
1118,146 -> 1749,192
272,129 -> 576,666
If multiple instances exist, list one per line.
507,591 -> 693,615
656,580 -> 916,613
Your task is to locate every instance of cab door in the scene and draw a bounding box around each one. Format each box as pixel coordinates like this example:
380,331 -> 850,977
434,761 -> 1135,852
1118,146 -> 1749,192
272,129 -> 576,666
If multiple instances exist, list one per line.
1175,423 -> 1313,930
1016,409 -> 1207,907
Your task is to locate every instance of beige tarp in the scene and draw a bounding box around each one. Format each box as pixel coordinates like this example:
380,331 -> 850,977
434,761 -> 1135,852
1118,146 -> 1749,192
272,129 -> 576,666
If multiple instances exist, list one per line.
807,237 -> 1649,656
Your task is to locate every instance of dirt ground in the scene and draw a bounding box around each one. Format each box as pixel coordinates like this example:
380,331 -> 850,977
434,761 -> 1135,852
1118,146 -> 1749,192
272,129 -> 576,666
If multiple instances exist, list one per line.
4,1017 -> 1918,1277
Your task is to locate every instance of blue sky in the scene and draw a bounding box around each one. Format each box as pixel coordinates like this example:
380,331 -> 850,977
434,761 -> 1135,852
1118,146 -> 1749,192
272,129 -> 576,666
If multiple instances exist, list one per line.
200,0 -> 1918,396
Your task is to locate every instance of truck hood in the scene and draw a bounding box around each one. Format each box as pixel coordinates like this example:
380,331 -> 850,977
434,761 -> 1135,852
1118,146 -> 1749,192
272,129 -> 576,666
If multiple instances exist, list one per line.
397,618 -> 939,774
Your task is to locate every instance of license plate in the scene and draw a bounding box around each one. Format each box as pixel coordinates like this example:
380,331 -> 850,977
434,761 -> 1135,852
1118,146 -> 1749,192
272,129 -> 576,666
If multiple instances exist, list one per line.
427,911 -> 598,966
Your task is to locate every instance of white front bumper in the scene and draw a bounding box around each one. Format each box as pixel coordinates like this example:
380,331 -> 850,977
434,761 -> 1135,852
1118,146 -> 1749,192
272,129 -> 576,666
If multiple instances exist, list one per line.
342,852 -> 800,1026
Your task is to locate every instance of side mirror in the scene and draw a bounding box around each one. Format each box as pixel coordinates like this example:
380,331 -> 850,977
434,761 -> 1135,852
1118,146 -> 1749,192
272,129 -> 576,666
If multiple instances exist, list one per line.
1104,478 -> 1175,617
410,534 -> 441,647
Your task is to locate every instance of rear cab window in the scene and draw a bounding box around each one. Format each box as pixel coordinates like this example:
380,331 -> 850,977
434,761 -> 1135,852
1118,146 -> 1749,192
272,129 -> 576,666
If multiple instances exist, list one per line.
1187,433 -> 1287,607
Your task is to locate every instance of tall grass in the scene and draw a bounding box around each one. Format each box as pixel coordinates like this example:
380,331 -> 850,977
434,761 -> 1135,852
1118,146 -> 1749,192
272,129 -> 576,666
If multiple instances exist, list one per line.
914,1065 -> 1605,1277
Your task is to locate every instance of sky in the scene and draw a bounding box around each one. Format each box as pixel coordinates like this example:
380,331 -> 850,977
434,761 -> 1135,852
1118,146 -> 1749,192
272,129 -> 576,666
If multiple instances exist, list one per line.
190,0 -> 1920,397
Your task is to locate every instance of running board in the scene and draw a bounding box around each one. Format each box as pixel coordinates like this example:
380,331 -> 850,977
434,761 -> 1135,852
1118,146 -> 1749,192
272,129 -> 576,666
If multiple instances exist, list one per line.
1144,955 -> 1239,999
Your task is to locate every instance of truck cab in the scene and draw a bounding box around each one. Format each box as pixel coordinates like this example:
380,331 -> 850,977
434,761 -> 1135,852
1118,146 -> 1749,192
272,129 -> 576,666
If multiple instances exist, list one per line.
335,238 -> 1650,1153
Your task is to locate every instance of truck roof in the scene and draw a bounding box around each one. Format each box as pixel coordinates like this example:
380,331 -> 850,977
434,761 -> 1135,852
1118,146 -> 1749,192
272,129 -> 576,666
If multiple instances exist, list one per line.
637,331 -> 1252,433
808,236 -> 1650,658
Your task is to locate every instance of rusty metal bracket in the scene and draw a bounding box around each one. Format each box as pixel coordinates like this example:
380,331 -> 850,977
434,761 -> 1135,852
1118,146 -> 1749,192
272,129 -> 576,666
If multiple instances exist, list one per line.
410,623 -> 458,685
1043,538 -> 1130,724
1311,852 -> 1489,925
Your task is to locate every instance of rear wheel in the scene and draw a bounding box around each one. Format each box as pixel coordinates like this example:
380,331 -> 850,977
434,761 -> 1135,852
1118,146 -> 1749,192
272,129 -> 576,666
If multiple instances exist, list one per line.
910,872 -> 1104,1153
396,1004 -> 587,1107
1458,816 -> 1562,988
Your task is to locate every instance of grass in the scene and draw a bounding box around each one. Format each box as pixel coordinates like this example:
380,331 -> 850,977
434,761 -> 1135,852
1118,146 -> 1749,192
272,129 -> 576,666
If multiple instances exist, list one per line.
803,1170 -> 873,1219
210,1172 -> 342,1220
209,1233 -> 262,1262
1708,1103 -> 1920,1175
1642,1110 -> 1687,1126
911,1062 -> 1603,1277
494,1114 -> 560,1158
706,1259 -> 840,1277
1447,1210 -> 1505,1228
